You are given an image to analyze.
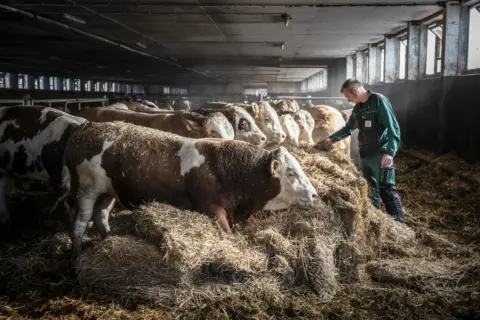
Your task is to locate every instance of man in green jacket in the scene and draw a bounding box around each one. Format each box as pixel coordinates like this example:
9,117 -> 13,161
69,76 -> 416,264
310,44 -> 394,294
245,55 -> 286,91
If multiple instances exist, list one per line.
321,78 -> 405,223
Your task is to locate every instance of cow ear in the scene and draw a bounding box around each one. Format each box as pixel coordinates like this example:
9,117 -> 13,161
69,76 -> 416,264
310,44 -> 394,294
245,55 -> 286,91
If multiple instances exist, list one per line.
270,159 -> 281,177
251,102 -> 260,117
184,119 -> 200,132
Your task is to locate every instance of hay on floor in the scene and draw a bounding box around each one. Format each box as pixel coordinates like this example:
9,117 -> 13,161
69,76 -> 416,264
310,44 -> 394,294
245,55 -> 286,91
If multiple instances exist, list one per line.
74,147 -> 416,310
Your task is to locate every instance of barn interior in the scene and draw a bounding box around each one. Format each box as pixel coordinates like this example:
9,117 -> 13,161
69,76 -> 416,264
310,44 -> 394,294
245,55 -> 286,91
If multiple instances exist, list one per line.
1,0 -> 480,319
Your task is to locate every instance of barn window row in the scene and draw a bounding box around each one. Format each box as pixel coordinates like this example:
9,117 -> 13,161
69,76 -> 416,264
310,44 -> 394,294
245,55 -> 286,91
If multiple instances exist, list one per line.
0,73 -> 188,96
299,69 -> 328,93
350,4 -> 480,84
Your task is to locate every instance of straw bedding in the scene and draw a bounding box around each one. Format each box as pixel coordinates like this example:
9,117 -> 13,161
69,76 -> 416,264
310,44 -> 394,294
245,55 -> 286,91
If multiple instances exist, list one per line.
1,147 -> 479,319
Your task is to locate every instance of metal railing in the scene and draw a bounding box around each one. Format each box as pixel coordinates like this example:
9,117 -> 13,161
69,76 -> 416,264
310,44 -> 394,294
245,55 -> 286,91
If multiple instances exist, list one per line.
0,97 -> 109,112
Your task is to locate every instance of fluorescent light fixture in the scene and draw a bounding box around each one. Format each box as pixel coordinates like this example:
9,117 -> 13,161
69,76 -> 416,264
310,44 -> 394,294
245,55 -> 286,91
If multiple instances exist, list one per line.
136,41 -> 147,48
63,13 -> 86,25
281,14 -> 292,27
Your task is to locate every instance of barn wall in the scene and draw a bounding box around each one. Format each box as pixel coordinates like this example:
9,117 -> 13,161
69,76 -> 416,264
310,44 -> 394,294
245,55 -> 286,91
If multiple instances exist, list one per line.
267,82 -> 298,94
187,84 -> 227,95
370,73 -> 480,163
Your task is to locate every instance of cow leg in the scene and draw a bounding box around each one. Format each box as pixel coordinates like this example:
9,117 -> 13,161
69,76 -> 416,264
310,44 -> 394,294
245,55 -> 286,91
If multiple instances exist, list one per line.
206,204 -> 232,233
47,165 -> 71,217
92,194 -> 115,239
0,175 -> 11,227
71,194 -> 97,262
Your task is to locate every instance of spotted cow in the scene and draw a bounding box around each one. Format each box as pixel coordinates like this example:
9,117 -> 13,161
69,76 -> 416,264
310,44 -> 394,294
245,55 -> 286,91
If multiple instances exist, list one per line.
0,106 -> 87,226
63,121 -> 317,259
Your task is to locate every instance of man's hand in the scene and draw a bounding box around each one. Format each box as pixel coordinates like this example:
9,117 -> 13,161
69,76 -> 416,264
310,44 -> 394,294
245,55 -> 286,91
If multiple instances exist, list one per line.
381,154 -> 394,167
315,138 -> 334,151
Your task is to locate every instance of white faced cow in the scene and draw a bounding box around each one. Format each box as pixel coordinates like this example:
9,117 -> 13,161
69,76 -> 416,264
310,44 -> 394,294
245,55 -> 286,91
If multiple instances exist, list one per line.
279,114 -> 300,148
194,106 -> 267,146
63,121 -> 317,259
240,102 -> 286,145
293,109 -> 315,147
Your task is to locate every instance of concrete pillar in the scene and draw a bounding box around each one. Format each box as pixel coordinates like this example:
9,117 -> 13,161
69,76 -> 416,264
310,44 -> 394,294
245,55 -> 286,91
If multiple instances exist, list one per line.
442,1 -> 461,76
419,24 -> 429,76
8,74 -> 18,89
407,21 -> 421,80
25,75 -> 35,89
457,4 -> 469,74
38,76 -> 45,90
54,77 -> 61,91
346,55 -> 354,79
368,44 -> 381,84
355,51 -> 364,82
384,36 -> 399,83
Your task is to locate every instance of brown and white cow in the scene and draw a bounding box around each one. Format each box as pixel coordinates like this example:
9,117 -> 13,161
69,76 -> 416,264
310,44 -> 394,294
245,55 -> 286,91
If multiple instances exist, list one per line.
306,105 -> 350,156
194,106 -> 267,146
63,121 -> 317,259
0,106 -> 87,226
239,102 -> 286,145
279,114 -> 300,148
293,109 -> 315,147
76,107 -> 234,140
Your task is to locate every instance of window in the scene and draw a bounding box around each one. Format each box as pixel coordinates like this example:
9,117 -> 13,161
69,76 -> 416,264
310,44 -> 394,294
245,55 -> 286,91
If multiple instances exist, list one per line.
74,79 -> 81,91
62,78 -> 71,91
84,80 -> 91,92
426,22 -> 443,75
0,72 -> 6,88
398,37 -> 407,79
467,6 -> 480,70
94,81 -> 100,92
380,46 -> 385,82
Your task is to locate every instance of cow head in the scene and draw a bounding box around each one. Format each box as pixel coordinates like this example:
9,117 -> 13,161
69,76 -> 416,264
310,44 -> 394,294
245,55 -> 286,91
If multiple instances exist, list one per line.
264,146 -> 317,210
247,102 -> 286,145
279,114 -> 300,147
139,99 -> 159,109
293,110 -> 315,147
203,112 -> 235,140
273,99 -> 300,115
227,106 -> 267,146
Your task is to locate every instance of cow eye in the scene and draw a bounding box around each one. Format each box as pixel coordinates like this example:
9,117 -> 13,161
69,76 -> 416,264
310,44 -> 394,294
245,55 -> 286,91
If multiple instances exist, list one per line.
265,118 -> 271,122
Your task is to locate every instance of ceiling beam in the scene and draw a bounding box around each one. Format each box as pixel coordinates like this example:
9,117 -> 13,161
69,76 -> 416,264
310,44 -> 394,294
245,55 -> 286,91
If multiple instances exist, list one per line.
11,2 -> 445,8
0,3 -> 221,82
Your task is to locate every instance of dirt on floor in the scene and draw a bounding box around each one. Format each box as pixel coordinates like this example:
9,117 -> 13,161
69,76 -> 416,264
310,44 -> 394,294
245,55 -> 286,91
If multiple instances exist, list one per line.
0,148 -> 479,320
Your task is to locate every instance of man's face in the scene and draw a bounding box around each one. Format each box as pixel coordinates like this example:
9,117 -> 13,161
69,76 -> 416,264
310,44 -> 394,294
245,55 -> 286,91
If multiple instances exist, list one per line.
342,88 -> 361,104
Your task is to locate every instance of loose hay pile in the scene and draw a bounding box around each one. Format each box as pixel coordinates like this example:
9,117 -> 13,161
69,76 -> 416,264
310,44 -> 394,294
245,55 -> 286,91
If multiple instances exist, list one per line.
1,148 -> 480,319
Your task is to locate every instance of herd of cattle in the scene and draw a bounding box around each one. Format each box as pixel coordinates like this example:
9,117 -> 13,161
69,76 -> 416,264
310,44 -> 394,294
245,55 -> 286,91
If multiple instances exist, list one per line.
0,98 -> 357,262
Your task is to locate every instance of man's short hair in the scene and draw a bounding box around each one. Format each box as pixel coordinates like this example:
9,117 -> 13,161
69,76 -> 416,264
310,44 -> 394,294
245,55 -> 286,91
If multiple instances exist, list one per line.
340,78 -> 363,93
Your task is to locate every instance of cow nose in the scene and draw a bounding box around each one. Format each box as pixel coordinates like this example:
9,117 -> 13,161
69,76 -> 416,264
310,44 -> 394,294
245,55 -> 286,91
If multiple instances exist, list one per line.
260,136 -> 266,142
281,133 -> 286,139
